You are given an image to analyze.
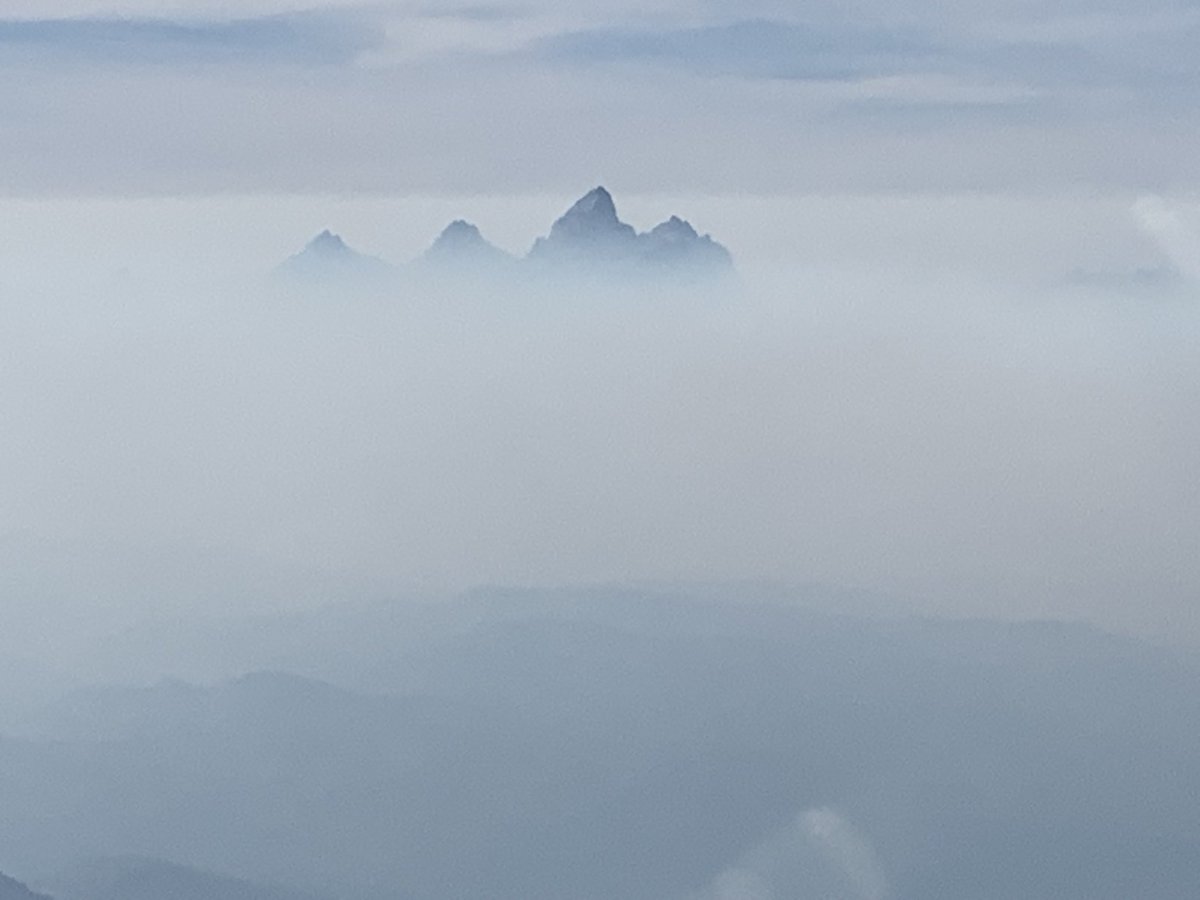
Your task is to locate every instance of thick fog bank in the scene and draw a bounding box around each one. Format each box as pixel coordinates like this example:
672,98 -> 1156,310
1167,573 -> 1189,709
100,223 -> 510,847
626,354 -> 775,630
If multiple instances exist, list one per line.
2,234 -> 1198,657
1,185 -> 1198,897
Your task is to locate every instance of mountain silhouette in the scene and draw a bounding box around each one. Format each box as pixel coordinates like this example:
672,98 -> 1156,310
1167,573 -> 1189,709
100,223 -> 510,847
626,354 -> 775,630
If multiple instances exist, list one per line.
276,230 -> 395,285
274,189 -> 734,288
528,186 -> 639,263
421,220 -> 514,269
527,186 -> 732,276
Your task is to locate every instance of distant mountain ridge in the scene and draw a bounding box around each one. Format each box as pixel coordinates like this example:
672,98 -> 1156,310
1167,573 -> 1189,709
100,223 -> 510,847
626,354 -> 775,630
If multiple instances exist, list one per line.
0,872 -> 51,900
278,187 -> 733,286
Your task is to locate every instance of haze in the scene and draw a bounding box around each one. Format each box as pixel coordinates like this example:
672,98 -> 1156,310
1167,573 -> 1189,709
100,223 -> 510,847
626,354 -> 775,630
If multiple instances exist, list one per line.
3,191 -> 1196,646
1,3 -> 1198,900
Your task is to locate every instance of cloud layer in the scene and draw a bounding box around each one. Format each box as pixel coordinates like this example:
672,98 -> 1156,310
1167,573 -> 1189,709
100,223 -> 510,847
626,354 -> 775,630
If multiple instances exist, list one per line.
2,1 -> 1200,194
699,808 -> 889,900
0,12 -> 379,65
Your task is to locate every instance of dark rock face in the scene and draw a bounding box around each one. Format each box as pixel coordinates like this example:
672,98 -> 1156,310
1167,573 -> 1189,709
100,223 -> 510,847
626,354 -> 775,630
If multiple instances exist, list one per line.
527,187 -> 733,277
528,187 -> 640,264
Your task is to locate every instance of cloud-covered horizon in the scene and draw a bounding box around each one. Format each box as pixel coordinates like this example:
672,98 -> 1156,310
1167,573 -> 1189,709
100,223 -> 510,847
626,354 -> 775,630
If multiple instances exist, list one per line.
1,190 -> 1196,648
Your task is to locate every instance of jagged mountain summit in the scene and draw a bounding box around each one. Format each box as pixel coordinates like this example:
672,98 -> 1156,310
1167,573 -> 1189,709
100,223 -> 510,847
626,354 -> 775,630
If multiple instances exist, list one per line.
0,872 -> 51,900
528,186 -> 639,264
276,230 -> 395,285
421,220 -> 514,269
640,215 -> 732,271
274,189 -> 733,289
527,186 -> 733,277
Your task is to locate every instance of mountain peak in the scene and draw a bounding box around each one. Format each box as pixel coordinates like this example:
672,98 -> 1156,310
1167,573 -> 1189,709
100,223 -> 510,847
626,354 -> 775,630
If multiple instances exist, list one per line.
429,219 -> 488,252
526,189 -> 734,276
441,219 -> 482,238
422,219 -> 512,269
647,216 -> 699,241
639,215 -> 733,273
566,186 -> 618,222
553,186 -> 630,236
305,230 -> 349,255
529,186 -> 638,262
277,230 -> 395,285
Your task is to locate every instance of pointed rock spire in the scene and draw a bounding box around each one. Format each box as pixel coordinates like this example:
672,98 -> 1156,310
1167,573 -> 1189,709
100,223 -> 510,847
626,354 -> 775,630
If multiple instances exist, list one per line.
529,186 -> 638,262
563,186 -> 619,224
550,186 -> 633,238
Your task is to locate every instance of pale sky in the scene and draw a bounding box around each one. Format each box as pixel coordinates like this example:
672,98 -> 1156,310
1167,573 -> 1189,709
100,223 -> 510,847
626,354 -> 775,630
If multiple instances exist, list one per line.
3,0 -> 1200,195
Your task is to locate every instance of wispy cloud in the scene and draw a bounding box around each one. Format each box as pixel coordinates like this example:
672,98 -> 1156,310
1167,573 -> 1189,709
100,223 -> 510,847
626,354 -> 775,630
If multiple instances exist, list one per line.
802,807 -> 889,900
0,12 -> 383,66
526,12 -> 1200,114
0,4 -> 1198,194
696,807 -> 889,900
1134,196 -> 1200,284
532,18 -> 947,82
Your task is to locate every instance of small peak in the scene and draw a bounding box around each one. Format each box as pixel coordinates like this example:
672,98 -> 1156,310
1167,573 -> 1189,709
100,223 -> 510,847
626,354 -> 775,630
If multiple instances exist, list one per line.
638,214 -> 734,273
438,219 -> 484,240
277,230 -> 395,284
423,219 -> 512,267
649,216 -> 699,239
306,230 -> 349,253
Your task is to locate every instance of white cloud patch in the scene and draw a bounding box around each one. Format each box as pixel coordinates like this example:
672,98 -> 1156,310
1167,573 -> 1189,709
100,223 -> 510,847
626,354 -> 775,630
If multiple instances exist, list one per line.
802,807 -> 890,900
696,808 -> 889,900
1133,195 -> 1200,283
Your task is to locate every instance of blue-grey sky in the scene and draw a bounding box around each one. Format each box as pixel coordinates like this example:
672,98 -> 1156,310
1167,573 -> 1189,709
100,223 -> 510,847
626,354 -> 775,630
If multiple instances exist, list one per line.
3,0 -> 1200,194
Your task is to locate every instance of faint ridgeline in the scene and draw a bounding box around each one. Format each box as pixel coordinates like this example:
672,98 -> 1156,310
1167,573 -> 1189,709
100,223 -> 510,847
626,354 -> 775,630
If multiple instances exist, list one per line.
44,858 -> 329,900
0,872 -> 52,900
421,220 -> 515,269
274,229 -> 397,291
410,219 -> 520,289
